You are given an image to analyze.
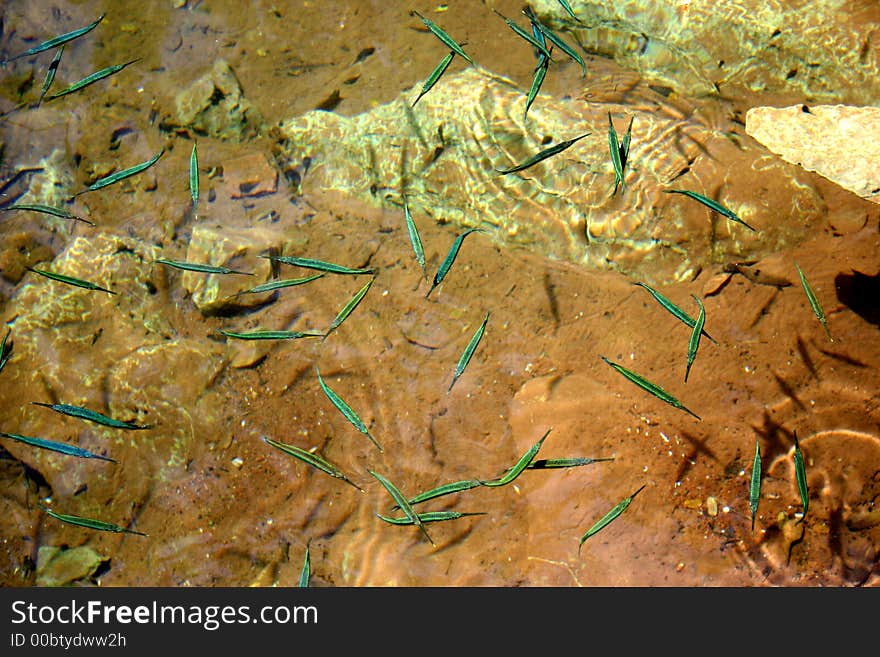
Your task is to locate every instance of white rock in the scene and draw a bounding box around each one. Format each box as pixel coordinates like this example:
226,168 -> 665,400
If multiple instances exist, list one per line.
746,104 -> 880,204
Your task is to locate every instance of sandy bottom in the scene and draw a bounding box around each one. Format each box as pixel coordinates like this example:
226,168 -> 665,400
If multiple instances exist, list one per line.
0,1 -> 878,587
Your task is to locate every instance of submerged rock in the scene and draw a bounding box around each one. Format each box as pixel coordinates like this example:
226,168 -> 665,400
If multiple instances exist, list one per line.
0,149 -> 80,287
0,231 -> 55,284
274,66 -> 825,283
218,151 -> 279,199
22,149 -> 79,213
36,545 -> 107,587
745,104 -> 880,205
528,0 -> 880,106
0,232 -> 226,543
106,338 -> 225,481
172,60 -> 264,140
181,223 -> 292,314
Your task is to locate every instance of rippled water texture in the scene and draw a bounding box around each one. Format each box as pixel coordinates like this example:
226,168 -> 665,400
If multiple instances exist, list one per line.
0,1 -> 878,587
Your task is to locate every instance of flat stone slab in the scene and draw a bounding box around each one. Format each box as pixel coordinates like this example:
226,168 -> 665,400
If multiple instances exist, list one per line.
746,104 -> 880,205
219,151 -> 278,199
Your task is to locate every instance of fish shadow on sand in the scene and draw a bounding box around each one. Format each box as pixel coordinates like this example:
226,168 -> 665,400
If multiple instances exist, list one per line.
835,270 -> 880,328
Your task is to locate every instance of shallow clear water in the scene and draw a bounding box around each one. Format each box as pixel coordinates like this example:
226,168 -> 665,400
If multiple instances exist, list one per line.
0,0 -> 878,587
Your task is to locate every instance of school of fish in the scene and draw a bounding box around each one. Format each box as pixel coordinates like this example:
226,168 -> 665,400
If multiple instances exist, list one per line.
0,3 -> 847,585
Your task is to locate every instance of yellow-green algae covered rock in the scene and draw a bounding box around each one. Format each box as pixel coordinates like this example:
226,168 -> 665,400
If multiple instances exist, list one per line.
0,232 -> 228,549
37,546 -> 107,587
181,223 -> 294,315
275,66 -> 826,284
172,59 -> 264,141
529,0 -> 880,105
